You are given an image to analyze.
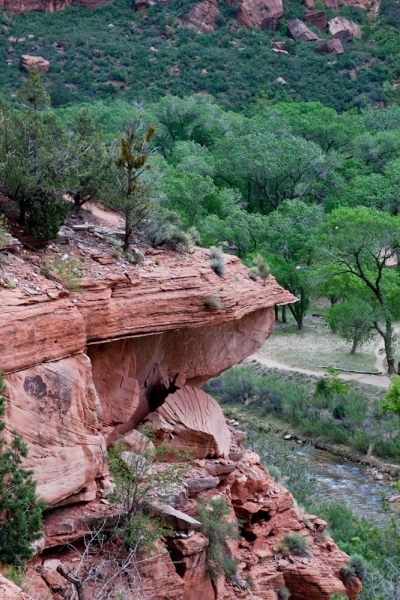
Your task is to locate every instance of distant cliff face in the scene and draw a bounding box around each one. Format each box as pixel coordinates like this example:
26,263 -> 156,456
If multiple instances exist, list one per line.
0,0 -> 109,11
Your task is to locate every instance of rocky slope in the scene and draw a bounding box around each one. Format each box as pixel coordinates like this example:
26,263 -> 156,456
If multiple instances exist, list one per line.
0,225 -> 362,599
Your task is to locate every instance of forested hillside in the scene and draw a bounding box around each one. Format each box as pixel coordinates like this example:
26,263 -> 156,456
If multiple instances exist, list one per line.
1,0 -> 400,110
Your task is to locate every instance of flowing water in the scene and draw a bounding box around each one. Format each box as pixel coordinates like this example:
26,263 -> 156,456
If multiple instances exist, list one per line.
309,447 -> 398,525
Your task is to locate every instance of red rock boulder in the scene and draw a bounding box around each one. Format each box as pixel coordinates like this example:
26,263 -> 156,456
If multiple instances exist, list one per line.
227,0 -> 284,30
303,9 -> 327,29
144,386 -> 231,459
328,16 -> 362,41
316,38 -> 344,54
20,54 -> 50,73
184,0 -> 219,33
287,18 -> 321,41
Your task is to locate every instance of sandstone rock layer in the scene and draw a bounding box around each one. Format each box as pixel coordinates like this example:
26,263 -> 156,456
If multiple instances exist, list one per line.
1,247 -> 295,507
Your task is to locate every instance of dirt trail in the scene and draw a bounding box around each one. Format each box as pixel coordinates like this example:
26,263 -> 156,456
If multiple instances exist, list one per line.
252,328 -> 400,390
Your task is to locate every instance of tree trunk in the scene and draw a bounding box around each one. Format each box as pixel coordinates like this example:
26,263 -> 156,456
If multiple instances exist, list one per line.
288,303 -> 303,330
350,339 -> 357,354
18,198 -> 26,226
275,305 -> 279,321
282,305 -> 287,324
375,319 -> 395,375
123,222 -> 132,252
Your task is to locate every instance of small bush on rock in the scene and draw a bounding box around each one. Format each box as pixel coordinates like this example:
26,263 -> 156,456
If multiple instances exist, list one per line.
340,554 -> 367,583
204,294 -> 221,310
277,588 -> 291,600
277,533 -> 310,557
197,496 -> 239,580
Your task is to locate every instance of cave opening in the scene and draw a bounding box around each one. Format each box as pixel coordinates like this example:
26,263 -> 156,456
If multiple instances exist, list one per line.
146,374 -> 180,413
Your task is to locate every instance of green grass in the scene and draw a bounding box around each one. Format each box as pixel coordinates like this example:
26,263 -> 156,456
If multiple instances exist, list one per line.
260,314 -> 380,373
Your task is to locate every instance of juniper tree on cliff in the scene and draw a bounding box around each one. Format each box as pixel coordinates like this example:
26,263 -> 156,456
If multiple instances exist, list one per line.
0,372 -> 44,566
105,119 -> 156,251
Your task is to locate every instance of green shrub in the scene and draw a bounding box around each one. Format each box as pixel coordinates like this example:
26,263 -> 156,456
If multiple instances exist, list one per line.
0,373 -> 45,566
277,533 -> 310,557
196,497 -> 239,580
333,404 -> 347,420
277,589 -> 291,600
211,257 -> 225,277
204,295 -> 222,310
340,554 -> 367,583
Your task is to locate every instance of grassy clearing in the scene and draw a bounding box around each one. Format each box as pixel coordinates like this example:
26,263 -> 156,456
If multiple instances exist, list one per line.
259,313 -> 380,373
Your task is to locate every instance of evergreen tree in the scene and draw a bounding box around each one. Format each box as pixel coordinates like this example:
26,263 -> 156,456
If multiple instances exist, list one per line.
0,373 -> 45,566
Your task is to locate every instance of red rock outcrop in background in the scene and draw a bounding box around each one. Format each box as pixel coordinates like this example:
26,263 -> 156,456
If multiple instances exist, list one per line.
227,0 -> 284,30
0,0 -> 109,12
184,0 -> 220,33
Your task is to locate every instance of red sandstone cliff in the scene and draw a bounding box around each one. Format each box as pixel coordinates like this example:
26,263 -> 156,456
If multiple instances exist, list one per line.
0,233 -> 362,600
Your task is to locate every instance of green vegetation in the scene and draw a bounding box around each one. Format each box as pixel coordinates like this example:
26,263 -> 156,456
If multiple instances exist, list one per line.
325,299 -> 375,355
277,533 -> 310,557
1,0 -> 400,111
107,429 -> 187,552
196,496 -> 239,580
381,374 -> 400,416
204,364 -> 400,461
0,372 -> 45,567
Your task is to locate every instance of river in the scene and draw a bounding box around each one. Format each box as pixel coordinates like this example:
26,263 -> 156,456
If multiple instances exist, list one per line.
310,447 -> 398,525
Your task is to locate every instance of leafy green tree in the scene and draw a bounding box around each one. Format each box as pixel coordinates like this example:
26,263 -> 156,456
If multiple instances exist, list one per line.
200,210 -> 266,258
215,124 -> 338,213
152,94 -> 234,158
0,372 -> 45,566
381,374 -> 400,416
164,171 -> 216,227
317,206 -> 400,374
265,201 -> 324,329
105,120 -> 156,251
325,299 -> 375,354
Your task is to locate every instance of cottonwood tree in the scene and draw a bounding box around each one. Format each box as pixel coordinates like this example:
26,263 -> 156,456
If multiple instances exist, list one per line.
317,206 -> 400,374
325,299 -> 375,354
265,201 -> 325,329
214,124 -> 338,213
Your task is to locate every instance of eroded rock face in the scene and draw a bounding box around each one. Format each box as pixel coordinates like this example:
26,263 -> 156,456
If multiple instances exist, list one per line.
144,386 -> 232,459
184,0 -> 219,33
0,247 -> 295,508
20,54 -> 50,73
15,448 -> 361,600
0,0 -> 109,12
88,306 -> 276,440
4,354 -> 105,506
227,0 -> 284,29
